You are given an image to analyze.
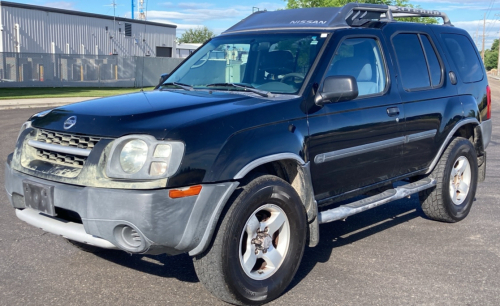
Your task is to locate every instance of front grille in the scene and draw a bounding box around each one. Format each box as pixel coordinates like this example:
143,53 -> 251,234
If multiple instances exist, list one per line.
35,148 -> 86,168
37,129 -> 101,150
27,129 -> 103,170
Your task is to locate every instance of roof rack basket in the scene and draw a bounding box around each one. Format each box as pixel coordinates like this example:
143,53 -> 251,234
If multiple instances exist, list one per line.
340,3 -> 452,27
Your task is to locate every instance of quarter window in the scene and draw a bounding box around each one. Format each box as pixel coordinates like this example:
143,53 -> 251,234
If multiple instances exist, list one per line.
441,33 -> 483,83
420,35 -> 442,87
326,38 -> 387,97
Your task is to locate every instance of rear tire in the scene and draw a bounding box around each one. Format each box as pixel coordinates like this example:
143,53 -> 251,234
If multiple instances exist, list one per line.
419,137 -> 478,222
193,175 -> 307,305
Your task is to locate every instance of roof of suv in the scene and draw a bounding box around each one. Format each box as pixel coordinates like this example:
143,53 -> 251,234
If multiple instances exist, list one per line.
222,3 -> 452,35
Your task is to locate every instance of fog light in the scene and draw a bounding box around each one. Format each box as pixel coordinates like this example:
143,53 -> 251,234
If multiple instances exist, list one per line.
150,162 -> 168,176
114,225 -> 142,249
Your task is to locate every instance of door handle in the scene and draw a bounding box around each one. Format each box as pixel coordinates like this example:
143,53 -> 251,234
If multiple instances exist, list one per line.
387,107 -> 400,117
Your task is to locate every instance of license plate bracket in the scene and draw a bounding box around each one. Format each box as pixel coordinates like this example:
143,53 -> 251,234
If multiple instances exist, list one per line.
23,180 -> 56,216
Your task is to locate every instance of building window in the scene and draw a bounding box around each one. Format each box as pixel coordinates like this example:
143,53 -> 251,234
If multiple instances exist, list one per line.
125,23 -> 132,37
156,47 -> 172,57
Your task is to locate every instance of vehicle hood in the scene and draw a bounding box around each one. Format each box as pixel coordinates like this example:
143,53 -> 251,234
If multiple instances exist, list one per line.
30,90 -> 259,139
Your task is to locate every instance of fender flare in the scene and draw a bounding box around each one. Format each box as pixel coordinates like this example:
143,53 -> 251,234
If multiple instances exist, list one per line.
425,118 -> 481,174
233,153 -> 320,247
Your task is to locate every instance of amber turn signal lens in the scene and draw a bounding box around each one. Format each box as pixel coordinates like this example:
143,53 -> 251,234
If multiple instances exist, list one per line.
169,185 -> 202,198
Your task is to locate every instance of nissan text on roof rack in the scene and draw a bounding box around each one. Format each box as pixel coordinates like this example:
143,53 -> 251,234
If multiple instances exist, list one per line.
4,3 -> 492,305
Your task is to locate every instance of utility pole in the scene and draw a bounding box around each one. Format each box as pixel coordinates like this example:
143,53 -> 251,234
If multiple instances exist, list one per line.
482,13 -> 486,63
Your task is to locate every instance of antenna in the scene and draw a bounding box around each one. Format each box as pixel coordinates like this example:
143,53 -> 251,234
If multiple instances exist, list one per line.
140,0 -> 148,91
104,0 -> 119,54
139,0 -> 146,21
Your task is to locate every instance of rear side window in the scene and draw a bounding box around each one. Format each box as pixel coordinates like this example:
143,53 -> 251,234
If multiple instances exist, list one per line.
392,33 -> 443,90
441,33 -> 483,83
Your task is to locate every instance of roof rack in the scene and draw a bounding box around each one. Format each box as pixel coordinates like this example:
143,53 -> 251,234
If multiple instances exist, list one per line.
222,3 -> 453,35
344,3 -> 452,27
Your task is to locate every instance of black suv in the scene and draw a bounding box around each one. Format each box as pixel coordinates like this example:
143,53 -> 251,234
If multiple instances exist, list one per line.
4,3 -> 492,305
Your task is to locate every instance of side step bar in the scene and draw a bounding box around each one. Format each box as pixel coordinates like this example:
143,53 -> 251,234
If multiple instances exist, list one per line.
318,177 -> 436,224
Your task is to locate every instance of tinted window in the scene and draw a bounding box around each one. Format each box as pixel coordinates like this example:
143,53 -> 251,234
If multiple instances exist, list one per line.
421,35 -> 442,86
393,34 -> 430,89
442,33 -> 483,83
326,38 -> 386,96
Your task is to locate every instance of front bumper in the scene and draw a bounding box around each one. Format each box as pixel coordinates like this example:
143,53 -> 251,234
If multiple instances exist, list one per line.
4,157 -> 238,255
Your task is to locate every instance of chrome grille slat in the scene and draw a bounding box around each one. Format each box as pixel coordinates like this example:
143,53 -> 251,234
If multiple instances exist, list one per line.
28,140 -> 90,157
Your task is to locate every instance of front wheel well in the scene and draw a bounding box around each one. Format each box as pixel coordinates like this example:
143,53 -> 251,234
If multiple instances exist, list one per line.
244,159 -> 307,206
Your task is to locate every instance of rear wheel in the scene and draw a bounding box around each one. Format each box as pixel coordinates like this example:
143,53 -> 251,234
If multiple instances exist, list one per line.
419,137 -> 478,222
193,175 -> 307,305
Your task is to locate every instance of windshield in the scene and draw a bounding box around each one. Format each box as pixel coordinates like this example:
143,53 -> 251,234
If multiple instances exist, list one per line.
165,33 -> 327,95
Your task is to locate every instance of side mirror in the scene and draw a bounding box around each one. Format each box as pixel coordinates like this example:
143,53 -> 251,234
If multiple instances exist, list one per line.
315,75 -> 358,106
154,73 -> 170,90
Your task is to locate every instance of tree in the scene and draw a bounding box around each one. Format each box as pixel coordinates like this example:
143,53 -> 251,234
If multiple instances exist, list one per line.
484,39 -> 499,71
178,26 -> 215,44
285,0 -> 437,24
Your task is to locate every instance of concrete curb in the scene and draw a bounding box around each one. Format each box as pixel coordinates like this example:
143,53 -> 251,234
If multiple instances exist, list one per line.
0,97 -> 100,110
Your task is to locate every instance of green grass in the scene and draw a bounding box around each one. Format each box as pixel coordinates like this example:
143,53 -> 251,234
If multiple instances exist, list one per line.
0,87 -> 155,100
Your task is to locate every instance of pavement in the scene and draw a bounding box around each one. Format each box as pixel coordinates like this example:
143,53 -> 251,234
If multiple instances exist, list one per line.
0,82 -> 499,305
0,97 -> 99,110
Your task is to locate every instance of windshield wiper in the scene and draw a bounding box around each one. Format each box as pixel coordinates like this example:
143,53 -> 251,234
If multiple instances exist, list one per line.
161,82 -> 194,91
206,83 -> 273,98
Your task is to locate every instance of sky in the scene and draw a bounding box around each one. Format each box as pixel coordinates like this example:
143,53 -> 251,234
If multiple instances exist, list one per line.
7,0 -> 500,49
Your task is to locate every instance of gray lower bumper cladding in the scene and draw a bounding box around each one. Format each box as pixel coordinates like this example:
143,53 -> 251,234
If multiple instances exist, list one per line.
5,161 -> 239,256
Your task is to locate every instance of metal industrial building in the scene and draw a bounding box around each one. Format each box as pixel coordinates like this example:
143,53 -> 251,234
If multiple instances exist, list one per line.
0,1 -> 177,57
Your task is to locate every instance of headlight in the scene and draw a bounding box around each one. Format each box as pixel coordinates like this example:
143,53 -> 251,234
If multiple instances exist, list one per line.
119,140 -> 148,174
106,135 -> 185,180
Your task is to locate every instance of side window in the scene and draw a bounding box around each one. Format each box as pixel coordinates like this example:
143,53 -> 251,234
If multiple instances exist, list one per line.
326,38 -> 386,97
392,33 -> 443,90
441,33 -> 483,83
393,34 -> 429,89
420,35 -> 442,87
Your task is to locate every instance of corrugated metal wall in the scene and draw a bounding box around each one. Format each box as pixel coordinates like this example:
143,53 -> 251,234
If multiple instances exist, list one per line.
0,4 -> 176,57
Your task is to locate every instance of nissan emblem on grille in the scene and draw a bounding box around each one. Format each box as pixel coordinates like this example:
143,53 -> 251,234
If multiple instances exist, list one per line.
63,116 -> 77,130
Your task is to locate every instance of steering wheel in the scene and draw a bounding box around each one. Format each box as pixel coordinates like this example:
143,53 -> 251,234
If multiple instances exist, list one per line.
280,73 -> 305,84
191,52 -> 209,69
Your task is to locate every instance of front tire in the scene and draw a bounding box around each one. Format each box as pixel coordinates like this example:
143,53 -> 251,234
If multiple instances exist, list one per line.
193,175 -> 307,305
419,137 -> 478,222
